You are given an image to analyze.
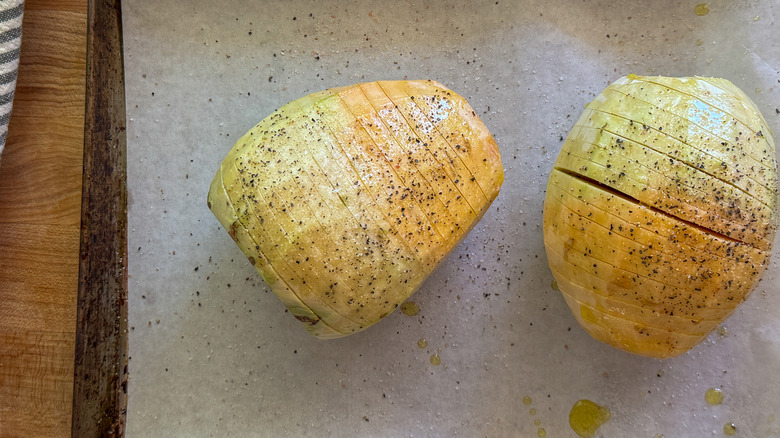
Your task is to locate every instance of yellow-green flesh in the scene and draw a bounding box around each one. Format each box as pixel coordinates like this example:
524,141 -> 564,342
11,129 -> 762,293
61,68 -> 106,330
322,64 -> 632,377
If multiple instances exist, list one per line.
208,80 -> 503,338
544,75 -> 777,358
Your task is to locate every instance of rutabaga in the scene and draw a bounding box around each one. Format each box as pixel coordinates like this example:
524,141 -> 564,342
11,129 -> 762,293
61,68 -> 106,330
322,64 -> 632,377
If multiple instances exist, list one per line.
209,80 -> 504,339
543,75 -> 777,358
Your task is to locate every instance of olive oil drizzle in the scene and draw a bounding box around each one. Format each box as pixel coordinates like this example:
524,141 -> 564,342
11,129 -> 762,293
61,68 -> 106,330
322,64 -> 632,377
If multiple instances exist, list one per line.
547,227 -> 740,323
555,141 -> 766,245
572,121 -> 776,214
314,98 -> 450,242
556,280 -> 704,343
228,160 -> 365,328
549,252 -> 732,326
354,85 -> 474,221
382,81 -> 491,204
338,84 -> 478,234
549,193 -> 758,294
705,387 -> 724,405
288,97 -> 427,259
554,167 -> 745,245
369,83 -> 481,229
604,86 -> 776,179
590,108 -> 776,212
236,132 -> 374,322
584,106 -> 777,209
569,399 -> 611,438
547,172 -> 765,265
236,116 -> 402,319
639,76 -> 775,152
218,164 -> 349,333
364,82 -> 486,215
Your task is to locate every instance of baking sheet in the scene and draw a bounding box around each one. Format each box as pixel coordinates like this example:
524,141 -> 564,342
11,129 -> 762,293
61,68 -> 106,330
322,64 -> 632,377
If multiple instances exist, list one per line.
123,1 -> 780,436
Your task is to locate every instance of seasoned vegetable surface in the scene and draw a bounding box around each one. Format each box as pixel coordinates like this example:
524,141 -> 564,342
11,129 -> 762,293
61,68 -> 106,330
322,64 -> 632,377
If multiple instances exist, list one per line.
209,80 -> 503,338
543,75 -> 777,358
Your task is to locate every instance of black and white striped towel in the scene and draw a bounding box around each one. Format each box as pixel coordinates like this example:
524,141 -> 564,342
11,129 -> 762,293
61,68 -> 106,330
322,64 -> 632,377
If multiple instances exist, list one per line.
0,0 -> 23,166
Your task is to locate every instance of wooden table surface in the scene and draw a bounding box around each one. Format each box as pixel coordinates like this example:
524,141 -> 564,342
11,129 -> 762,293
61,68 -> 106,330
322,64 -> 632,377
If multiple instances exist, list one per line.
0,1 -> 87,436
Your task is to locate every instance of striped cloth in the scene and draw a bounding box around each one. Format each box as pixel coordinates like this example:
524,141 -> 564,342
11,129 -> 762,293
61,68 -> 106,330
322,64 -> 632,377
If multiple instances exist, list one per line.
0,0 -> 23,166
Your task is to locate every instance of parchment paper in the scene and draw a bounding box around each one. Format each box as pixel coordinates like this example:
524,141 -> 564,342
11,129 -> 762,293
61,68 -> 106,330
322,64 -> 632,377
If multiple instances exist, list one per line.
124,1 -> 780,436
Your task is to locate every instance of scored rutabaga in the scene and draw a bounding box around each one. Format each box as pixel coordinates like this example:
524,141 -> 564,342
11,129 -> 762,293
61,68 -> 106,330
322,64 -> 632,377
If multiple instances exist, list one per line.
209,80 -> 503,339
544,75 -> 777,358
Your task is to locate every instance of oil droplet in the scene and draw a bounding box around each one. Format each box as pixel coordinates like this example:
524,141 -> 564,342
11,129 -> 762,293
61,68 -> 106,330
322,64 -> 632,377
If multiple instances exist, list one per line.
530,408 -> 537,416
569,399 -> 611,438
429,353 -> 441,365
694,3 -> 710,15
401,301 -> 420,316
537,427 -> 547,437
523,395 -> 533,405
696,39 -> 703,46
534,419 -> 541,427
580,305 -> 598,324
550,279 -> 559,291
417,338 -> 428,349
718,326 -> 728,337
724,422 -> 737,435
705,387 -> 724,405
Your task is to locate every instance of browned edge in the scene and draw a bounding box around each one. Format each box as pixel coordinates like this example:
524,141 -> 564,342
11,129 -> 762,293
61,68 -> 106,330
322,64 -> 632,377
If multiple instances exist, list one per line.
72,0 -> 128,436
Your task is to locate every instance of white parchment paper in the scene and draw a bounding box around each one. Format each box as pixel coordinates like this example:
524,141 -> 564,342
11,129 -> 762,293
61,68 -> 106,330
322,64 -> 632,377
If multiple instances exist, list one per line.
124,1 -> 780,436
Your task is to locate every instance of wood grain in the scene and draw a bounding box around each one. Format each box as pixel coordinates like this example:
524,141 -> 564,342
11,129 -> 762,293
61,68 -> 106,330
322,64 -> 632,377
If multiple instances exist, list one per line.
0,1 -> 87,437
0,331 -> 75,438
0,224 -> 79,331
0,8 -> 87,226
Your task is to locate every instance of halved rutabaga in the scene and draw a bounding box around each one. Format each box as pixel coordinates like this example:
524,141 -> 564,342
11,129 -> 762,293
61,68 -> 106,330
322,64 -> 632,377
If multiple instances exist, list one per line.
208,80 -> 503,339
543,75 -> 777,358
